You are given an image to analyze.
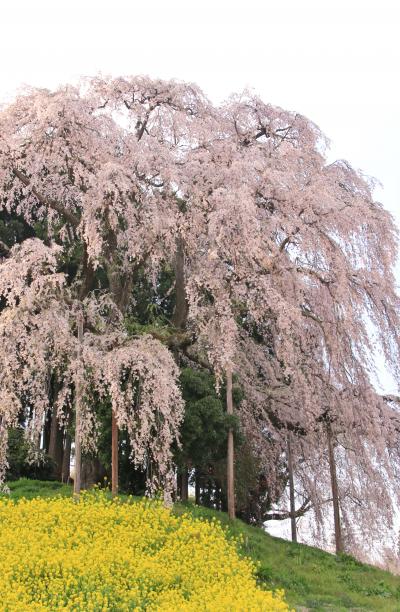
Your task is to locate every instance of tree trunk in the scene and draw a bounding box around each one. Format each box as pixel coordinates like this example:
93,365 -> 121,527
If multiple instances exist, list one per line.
48,403 -> 64,480
181,467 -> 189,502
226,366 -> 235,520
111,410 -> 118,496
73,312 -> 83,497
81,457 -> 107,489
195,469 -> 201,505
327,422 -> 343,554
62,431 -> 71,483
42,408 -> 52,452
287,432 -> 297,542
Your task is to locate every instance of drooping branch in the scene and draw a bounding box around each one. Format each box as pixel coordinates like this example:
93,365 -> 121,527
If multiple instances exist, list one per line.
78,248 -> 96,300
12,168 -> 80,227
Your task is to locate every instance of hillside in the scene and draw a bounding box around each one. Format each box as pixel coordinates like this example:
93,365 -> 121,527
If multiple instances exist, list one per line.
3,479 -> 400,611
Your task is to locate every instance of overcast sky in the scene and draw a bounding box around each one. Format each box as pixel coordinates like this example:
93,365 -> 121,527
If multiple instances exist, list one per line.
1,0 -> 399,391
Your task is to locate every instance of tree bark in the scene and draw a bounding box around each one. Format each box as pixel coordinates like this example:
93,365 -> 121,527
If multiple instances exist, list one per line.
61,409 -> 72,483
73,312 -> 83,497
195,469 -> 201,505
327,422 -> 343,554
226,366 -> 235,520
81,457 -> 107,489
287,432 -> 297,542
48,409 -> 64,481
42,408 -> 52,453
111,410 -> 118,496
62,431 -> 71,483
181,467 -> 189,502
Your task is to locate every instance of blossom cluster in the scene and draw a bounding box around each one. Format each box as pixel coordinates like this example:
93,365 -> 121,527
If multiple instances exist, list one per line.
0,493 -> 288,611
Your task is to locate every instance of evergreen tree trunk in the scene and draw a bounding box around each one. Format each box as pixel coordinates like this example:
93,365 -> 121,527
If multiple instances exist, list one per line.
226,366 -> 235,520
62,431 -> 71,483
73,312 -> 83,497
48,402 -> 64,480
195,469 -> 201,505
42,408 -> 52,452
111,410 -> 118,496
327,422 -> 343,554
176,472 -> 182,499
287,432 -> 297,542
181,467 -> 189,502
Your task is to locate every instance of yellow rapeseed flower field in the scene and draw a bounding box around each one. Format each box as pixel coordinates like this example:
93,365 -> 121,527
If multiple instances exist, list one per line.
0,492 -> 288,611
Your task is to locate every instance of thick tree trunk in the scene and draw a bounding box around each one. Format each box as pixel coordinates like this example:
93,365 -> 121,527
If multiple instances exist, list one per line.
327,422 -> 343,554
111,410 -> 118,496
226,367 -> 235,520
81,457 -> 107,489
73,313 -> 83,497
287,433 -> 297,542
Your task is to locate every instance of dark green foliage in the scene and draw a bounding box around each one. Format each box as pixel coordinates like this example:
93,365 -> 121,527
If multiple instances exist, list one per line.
128,265 -> 175,325
6,428 -> 55,481
93,396 -> 147,496
176,368 -> 241,468
0,210 -> 36,249
175,367 -> 244,509
175,368 -> 242,470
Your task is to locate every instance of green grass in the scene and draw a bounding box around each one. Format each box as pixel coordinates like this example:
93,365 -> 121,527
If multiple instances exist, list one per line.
3,477 -> 72,499
3,479 -> 400,611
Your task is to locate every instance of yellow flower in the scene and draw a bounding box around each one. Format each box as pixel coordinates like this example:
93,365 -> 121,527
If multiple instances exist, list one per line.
0,492 -> 288,611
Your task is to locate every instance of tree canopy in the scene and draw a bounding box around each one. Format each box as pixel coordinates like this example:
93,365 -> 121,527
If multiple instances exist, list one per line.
1,76 -> 400,555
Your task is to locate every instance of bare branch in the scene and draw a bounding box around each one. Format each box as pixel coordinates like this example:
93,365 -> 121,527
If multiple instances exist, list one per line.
265,498 -> 312,521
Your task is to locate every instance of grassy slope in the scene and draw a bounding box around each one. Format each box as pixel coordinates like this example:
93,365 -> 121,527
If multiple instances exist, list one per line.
2,479 -> 400,611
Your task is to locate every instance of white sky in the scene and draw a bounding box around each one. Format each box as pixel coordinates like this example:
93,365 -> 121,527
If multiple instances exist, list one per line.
1,0 -> 399,392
